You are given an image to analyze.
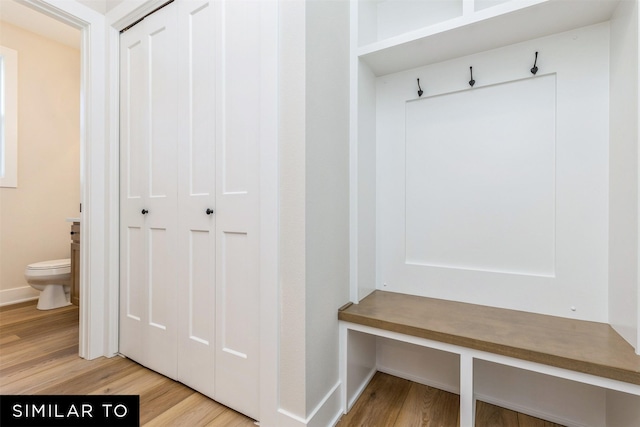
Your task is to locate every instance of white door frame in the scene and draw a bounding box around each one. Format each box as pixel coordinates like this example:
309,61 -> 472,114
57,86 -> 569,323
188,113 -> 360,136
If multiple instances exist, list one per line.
20,0 -> 280,424
18,0 -> 113,360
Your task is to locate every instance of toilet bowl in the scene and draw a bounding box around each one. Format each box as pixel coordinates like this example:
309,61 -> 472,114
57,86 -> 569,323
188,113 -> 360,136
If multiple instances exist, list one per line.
24,259 -> 72,310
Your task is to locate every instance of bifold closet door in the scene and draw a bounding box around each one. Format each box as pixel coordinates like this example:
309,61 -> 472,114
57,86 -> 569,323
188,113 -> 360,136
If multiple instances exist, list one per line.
175,0 -> 217,399
119,2 -> 179,380
212,2 -> 261,417
120,0 -> 260,419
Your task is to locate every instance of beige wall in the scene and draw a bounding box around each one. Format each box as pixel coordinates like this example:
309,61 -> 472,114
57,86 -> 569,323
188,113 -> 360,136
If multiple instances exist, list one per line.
0,22 -> 80,301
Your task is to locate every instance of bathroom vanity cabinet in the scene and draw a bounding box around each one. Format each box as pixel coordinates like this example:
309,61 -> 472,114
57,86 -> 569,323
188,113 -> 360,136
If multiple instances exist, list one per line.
70,222 -> 79,306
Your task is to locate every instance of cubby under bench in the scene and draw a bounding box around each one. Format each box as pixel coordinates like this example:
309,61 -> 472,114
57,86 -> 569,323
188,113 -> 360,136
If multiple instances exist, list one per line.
338,291 -> 640,427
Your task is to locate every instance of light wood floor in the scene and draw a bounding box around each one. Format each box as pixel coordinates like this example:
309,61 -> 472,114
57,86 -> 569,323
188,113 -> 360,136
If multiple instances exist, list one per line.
0,301 -> 256,427
1,301 -> 565,427
336,372 -> 566,427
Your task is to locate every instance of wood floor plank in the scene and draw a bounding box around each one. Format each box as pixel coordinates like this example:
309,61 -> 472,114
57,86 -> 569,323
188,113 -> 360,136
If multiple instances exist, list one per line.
0,302 -> 256,427
0,304 -> 76,329
336,372 -> 412,426
0,348 -> 81,391
0,300 -> 39,312
0,334 -> 20,345
0,327 -> 78,364
29,357 -> 138,395
517,412 -> 563,427
394,381 -> 460,427
475,401 -> 519,427
143,392 -> 227,427
339,372 -> 566,427
87,361 -> 167,396
204,409 -> 257,427
139,377 -> 197,424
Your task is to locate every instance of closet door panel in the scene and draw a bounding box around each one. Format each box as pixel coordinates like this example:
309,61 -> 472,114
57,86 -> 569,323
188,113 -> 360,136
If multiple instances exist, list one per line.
120,225 -> 145,362
120,1 -> 179,381
215,1 -> 260,418
188,229 -> 214,342
143,4 -> 180,380
124,227 -> 145,323
219,231 -> 255,356
177,0 -> 217,398
148,18 -> 178,200
148,228 -> 174,330
119,20 -> 148,367
122,39 -> 146,201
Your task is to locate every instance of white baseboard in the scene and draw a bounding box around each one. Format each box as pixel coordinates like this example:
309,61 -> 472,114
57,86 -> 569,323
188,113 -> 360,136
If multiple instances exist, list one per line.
347,367 -> 377,411
475,392 -> 585,427
376,366 -> 459,395
307,382 -> 342,427
0,286 -> 38,306
277,381 -> 343,427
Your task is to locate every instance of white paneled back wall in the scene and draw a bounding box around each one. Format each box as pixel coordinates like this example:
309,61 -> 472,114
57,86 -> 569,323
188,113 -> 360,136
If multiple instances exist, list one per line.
375,22 -> 610,322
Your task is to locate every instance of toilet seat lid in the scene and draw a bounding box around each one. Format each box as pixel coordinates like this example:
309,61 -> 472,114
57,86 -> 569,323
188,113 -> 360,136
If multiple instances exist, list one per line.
27,258 -> 71,270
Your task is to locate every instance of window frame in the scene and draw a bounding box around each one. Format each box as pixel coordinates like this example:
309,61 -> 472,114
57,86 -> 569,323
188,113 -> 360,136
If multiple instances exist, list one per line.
0,45 -> 18,188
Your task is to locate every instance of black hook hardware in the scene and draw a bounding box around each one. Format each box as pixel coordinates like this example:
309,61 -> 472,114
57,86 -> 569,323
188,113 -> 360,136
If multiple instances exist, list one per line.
469,67 -> 475,87
531,51 -> 539,75
417,78 -> 423,97
141,209 -> 148,215
206,208 -> 214,215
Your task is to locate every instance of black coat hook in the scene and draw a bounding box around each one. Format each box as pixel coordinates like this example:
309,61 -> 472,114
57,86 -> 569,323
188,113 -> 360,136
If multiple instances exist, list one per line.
531,51 -> 539,75
469,66 -> 475,87
417,78 -> 423,97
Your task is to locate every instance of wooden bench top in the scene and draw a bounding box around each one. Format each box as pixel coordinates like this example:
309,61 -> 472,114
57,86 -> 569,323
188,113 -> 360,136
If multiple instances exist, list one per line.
338,290 -> 640,386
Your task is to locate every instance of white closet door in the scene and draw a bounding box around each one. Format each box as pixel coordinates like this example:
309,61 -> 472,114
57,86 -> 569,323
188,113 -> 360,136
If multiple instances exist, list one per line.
119,1 -> 179,380
176,0 -> 217,398
214,1 -> 261,418
120,0 -> 261,418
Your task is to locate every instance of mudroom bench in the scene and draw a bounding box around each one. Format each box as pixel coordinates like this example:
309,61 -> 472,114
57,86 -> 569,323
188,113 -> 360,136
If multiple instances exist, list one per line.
338,290 -> 640,426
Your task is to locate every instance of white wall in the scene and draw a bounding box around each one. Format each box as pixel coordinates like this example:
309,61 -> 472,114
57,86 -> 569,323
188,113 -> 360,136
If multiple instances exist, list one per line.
305,0 -> 350,421
278,0 -> 350,425
375,23 -> 610,323
0,21 -> 80,305
356,61 -> 377,301
278,0 -> 308,420
609,0 -> 639,351
76,0 -> 124,14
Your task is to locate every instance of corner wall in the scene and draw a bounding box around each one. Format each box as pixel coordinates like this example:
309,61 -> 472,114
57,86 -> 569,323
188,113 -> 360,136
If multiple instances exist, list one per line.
305,0 -> 350,423
609,0 -> 639,351
278,0 -> 351,424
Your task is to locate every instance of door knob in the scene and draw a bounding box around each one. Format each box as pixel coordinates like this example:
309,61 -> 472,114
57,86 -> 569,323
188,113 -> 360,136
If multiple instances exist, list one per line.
141,209 -> 149,215
206,208 -> 214,215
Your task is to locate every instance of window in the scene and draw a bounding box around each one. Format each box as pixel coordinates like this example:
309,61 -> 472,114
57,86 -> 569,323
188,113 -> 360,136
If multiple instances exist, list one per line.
0,45 -> 17,188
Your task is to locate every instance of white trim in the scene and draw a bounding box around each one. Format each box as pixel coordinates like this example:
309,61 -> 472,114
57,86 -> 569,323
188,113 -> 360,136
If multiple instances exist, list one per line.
277,408 -> 307,427
257,0 -> 280,426
376,366 -> 458,395
106,23 -> 120,361
277,382 -> 344,427
347,367 -> 376,412
0,45 -> 18,188
0,286 -> 38,306
348,0 -> 358,303
18,0 -> 110,360
474,392 -> 586,427
307,382 -> 342,427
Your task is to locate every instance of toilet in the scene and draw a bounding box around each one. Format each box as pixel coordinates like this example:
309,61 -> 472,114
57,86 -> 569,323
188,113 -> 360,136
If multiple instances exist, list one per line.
24,259 -> 72,310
